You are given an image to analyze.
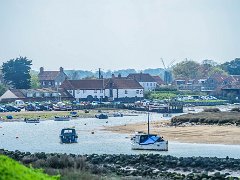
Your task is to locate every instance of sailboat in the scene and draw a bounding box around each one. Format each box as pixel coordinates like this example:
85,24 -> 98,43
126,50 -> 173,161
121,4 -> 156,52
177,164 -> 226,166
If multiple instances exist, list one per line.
131,107 -> 168,151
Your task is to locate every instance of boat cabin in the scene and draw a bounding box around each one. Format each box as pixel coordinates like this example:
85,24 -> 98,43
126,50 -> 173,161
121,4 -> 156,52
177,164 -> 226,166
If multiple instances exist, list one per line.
59,128 -> 78,143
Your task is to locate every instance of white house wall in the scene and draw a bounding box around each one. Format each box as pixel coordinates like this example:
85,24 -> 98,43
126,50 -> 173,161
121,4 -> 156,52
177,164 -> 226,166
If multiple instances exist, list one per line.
74,89 -> 104,99
139,82 -> 156,91
117,89 -> 143,98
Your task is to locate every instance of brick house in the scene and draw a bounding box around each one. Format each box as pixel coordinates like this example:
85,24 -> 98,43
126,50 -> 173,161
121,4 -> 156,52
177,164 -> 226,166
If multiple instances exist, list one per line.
38,67 -> 68,88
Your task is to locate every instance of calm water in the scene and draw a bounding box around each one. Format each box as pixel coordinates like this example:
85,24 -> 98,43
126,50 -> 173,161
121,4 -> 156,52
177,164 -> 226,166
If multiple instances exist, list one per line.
0,113 -> 240,158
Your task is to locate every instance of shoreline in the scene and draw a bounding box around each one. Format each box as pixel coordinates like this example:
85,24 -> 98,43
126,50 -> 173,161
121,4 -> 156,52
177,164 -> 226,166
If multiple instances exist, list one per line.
104,121 -> 240,145
0,109 -> 141,122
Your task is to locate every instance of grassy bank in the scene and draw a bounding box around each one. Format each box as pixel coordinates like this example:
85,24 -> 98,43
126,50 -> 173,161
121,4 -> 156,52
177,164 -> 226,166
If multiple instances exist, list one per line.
0,155 -> 59,180
171,111 -> 240,126
0,109 -> 131,121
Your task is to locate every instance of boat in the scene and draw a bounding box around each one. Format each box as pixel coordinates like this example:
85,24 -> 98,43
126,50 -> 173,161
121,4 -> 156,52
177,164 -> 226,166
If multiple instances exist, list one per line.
59,128 -> 78,143
24,118 -> 40,123
95,113 -> 108,119
113,112 -> 123,117
163,113 -> 172,117
54,116 -> 70,121
131,108 -> 168,151
70,111 -> 79,117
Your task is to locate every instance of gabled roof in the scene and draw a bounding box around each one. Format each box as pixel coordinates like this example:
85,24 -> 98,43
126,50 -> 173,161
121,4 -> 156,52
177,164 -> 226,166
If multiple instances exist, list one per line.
152,76 -> 164,85
222,84 -> 240,90
105,78 -> 143,89
0,88 -> 73,100
127,73 -> 156,82
61,80 -> 104,90
38,71 -> 60,81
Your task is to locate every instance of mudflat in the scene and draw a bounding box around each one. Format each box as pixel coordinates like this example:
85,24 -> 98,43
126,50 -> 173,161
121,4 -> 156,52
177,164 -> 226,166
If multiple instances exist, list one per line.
105,121 -> 240,145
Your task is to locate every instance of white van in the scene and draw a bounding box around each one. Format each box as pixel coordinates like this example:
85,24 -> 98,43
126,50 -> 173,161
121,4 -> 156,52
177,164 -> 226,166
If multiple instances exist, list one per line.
15,100 -> 25,108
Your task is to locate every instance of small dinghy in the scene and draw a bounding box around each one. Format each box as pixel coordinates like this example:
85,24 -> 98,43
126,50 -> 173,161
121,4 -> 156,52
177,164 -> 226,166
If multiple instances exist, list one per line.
24,118 -> 40,123
70,111 -> 79,117
95,113 -> 108,119
54,116 -> 70,121
113,112 -> 123,117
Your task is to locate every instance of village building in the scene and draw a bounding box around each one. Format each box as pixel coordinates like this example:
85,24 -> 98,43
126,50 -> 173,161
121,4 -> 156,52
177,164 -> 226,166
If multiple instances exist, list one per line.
38,67 -> 68,88
60,75 -> 144,102
0,88 -> 74,103
152,76 -> 164,87
105,75 -> 144,102
127,73 -> 157,91
60,79 -> 105,102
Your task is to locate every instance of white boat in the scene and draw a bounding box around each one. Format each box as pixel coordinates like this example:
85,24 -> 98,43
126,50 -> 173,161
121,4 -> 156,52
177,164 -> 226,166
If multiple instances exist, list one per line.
54,116 -> 70,121
131,132 -> 168,151
131,108 -> 168,151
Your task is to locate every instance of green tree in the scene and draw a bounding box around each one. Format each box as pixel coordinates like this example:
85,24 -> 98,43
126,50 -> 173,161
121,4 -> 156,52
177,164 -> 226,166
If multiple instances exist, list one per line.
0,84 -> 7,96
2,56 -> 32,89
30,71 -> 40,89
172,60 -> 200,79
220,58 -> 240,75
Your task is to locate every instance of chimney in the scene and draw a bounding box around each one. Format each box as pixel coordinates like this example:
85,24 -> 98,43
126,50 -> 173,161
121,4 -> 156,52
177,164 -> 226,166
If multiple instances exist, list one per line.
40,67 -> 44,73
60,67 -> 64,72
118,73 -> 121,78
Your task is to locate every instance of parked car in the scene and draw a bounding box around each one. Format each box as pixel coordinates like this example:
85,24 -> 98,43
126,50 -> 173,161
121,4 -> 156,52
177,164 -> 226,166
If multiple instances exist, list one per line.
0,106 -> 7,112
25,104 -> 37,111
5,105 -> 21,112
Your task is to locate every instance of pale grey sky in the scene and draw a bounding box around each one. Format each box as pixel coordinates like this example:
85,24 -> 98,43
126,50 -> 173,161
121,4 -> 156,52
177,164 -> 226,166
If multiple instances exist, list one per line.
0,0 -> 239,71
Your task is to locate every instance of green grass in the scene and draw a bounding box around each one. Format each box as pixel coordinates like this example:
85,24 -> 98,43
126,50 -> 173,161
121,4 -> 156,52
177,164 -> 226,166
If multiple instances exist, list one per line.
0,155 -> 59,180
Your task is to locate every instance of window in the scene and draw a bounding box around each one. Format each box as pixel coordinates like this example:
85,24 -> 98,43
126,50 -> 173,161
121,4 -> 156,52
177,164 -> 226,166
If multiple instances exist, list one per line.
125,90 -> 128,94
42,81 -> 45,85
100,89 -> 103,93
150,83 -> 152,86
48,82 -> 51,85
136,90 -> 139,94
77,89 -> 80,94
27,93 -> 33,97
44,93 -> 50,97
94,89 -> 97,93
140,90 -> 143,94
52,93 -> 58,97
35,92 -> 41,97
83,90 -> 86,93
146,83 -> 148,86
55,82 -> 58,86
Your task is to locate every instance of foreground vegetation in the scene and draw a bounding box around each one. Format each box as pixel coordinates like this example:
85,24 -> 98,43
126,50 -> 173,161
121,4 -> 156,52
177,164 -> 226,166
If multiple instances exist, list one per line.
1,149 -> 239,179
171,108 -> 240,126
0,155 -> 58,180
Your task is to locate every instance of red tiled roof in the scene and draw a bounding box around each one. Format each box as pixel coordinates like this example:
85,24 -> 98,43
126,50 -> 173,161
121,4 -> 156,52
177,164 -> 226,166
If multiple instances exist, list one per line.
152,76 -> 164,84
38,71 -> 60,81
61,80 -> 105,90
105,78 -> 143,89
127,73 -> 156,82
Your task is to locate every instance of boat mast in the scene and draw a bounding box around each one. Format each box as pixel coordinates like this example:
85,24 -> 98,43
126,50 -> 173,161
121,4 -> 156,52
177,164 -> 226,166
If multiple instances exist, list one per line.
147,105 -> 150,135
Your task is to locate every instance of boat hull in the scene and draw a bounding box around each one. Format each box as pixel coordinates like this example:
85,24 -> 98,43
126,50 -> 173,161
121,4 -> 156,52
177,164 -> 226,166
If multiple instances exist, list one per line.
131,142 -> 168,151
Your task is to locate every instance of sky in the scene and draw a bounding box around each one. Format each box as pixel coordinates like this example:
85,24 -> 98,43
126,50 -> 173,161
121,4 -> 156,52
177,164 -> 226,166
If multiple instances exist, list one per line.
0,0 -> 240,71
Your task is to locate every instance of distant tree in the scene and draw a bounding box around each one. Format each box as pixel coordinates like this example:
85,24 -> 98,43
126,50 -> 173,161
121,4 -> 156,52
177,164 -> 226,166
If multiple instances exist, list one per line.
30,71 -> 40,89
172,60 -> 201,79
82,75 -> 97,80
220,58 -> 240,75
2,56 -> 32,89
0,83 -> 7,96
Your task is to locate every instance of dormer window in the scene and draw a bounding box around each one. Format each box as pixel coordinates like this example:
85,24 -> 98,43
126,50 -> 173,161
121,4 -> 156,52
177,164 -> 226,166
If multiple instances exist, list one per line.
27,93 -> 33,97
